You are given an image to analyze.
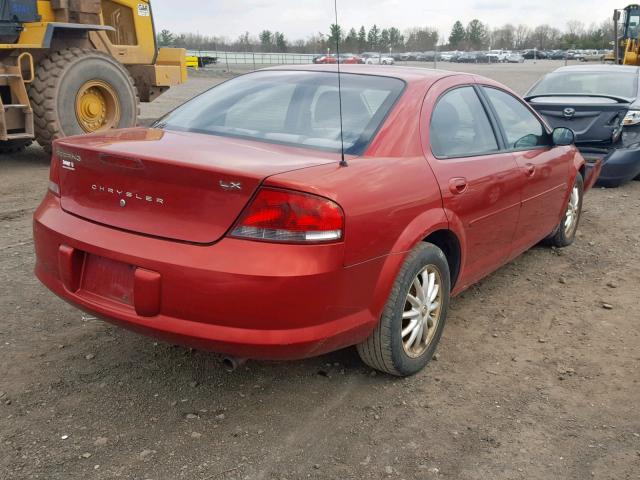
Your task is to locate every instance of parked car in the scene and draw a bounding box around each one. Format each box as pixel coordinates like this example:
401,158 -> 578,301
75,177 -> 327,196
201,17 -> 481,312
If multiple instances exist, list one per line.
575,50 -> 604,62
337,53 -> 363,64
400,52 -> 420,61
439,51 -> 457,61
313,54 -> 337,64
364,54 -> 395,65
526,65 -> 640,186
457,52 -> 479,63
505,53 -> 525,63
417,51 -> 439,62
549,50 -> 568,60
486,50 -> 511,62
522,49 -> 547,60
457,51 -> 489,63
34,65 -> 597,376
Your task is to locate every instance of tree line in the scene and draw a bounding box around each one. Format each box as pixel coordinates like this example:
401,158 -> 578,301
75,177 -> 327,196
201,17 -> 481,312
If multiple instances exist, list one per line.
157,18 -> 614,54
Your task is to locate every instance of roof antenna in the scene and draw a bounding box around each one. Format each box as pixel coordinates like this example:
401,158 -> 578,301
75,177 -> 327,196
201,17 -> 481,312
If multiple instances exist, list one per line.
333,0 -> 348,167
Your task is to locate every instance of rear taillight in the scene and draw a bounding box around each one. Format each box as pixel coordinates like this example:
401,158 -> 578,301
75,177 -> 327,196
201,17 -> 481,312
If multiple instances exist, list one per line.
48,148 -> 60,197
230,188 -> 344,243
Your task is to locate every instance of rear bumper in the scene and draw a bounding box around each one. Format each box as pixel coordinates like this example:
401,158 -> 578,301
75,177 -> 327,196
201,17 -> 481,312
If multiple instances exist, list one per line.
33,194 -> 384,360
581,146 -> 640,188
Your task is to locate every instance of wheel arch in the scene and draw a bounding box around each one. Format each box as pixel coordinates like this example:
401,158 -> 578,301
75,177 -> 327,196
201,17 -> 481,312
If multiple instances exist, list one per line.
368,208 -> 464,319
42,23 -> 115,49
422,229 -> 462,290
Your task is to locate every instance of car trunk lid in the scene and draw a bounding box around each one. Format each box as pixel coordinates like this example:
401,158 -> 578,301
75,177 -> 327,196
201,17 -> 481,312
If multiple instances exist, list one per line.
528,96 -> 629,145
54,128 -> 339,244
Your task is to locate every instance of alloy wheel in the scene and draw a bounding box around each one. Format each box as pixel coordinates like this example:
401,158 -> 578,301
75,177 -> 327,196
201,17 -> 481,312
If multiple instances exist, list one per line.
401,265 -> 443,358
564,184 -> 580,236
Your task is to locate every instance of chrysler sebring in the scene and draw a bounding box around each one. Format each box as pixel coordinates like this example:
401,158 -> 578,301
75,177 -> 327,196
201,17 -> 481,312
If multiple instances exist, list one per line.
33,66 -> 599,376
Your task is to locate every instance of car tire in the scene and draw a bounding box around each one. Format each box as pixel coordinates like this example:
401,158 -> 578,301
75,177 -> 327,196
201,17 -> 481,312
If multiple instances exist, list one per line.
545,173 -> 584,248
29,48 -> 139,153
357,242 -> 450,377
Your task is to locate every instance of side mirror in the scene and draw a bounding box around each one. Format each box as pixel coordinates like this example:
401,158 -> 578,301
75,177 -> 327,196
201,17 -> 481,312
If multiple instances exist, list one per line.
552,127 -> 575,146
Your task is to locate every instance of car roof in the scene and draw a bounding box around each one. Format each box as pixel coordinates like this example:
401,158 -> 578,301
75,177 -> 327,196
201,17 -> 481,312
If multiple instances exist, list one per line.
552,64 -> 640,74
264,64 -> 459,84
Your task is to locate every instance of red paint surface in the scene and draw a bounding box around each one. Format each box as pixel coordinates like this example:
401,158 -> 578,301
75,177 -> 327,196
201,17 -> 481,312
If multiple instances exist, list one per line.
33,66 -> 592,360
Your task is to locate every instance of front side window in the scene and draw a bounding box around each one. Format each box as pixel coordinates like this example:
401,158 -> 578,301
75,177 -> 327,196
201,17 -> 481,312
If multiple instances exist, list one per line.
484,87 -> 550,150
430,86 -> 499,158
157,71 -> 405,155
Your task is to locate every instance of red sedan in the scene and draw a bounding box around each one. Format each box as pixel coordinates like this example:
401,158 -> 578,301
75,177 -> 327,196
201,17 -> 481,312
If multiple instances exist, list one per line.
33,66 -> 600,376
313,54 -> 337,64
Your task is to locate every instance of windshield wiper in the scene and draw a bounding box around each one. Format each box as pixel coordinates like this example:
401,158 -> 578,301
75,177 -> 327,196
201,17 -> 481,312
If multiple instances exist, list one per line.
524,93 -> 631,103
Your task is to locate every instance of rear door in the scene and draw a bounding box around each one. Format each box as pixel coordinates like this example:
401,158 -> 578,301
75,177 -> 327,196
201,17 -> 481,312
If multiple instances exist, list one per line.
422,78 -> 524,288
480,86 -> 572,253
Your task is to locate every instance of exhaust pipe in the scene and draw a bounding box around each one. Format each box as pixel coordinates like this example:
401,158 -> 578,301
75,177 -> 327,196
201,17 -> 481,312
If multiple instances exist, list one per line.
222,356 -> 247,372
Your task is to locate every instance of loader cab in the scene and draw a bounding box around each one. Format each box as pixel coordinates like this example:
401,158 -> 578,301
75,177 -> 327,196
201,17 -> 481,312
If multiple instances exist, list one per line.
623,5 -> 640,39
0,0 -> 39,43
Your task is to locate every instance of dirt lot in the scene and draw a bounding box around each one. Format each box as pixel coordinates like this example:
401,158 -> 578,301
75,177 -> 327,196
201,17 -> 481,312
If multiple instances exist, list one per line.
1,61 -> 639,480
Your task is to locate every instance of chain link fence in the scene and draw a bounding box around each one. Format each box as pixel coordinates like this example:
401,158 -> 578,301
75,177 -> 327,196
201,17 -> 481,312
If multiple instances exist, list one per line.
187,50 -> 317,70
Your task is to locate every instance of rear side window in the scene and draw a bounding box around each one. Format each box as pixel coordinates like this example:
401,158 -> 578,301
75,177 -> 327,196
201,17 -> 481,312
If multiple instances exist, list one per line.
225,83 -> 296,132
430,87 -> 499,158
484,87 -> 550,149
157,71 -> 405,155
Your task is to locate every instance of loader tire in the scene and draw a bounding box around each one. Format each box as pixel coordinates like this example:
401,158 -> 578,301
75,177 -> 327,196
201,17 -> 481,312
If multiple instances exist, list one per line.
0,139 -> 32,154
28,48 -> 139,153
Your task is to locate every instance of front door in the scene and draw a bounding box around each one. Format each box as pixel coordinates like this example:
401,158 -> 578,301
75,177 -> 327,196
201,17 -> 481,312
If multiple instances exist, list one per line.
480,86 -> 571,254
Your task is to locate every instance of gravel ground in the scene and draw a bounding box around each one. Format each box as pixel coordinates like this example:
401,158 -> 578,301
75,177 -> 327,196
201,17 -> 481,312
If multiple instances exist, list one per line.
1,60 -> 639,480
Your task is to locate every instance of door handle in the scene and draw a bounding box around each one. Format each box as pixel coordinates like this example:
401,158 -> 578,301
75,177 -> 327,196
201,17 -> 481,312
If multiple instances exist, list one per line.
449,177 -> 468,195
524,163 -> 536,177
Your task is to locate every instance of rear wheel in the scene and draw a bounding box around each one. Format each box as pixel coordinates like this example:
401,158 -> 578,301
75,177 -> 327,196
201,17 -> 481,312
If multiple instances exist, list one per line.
0,139 -> 32,154
357,243 -> 450,376
28,48 -> 139,153
546,174 -> 583,247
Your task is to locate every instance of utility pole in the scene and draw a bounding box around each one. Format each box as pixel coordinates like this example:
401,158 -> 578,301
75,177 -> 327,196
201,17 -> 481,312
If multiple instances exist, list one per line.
614,9 -> 621,64
434,42 -> 438,69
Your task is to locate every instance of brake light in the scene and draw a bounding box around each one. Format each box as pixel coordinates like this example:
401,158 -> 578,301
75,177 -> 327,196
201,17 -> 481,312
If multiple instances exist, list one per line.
48,148 -> 61,197
230,188 -> 344,243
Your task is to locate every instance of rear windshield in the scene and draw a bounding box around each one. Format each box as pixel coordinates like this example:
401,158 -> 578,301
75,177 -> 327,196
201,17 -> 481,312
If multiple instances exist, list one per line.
157,70 -> 405,155
528,71 -> 638,99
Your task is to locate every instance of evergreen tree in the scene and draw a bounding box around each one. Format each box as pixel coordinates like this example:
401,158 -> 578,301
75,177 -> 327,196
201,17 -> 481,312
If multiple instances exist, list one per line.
345,28 -> 358,52
274,32 -> 287,52
449,21 -> 466,49
367,25 -> 380,50
388,27 -> 404,51
328,23 -> 343,50
358,26 -> 367,52
380,29 -> 391,51
158,29 -> 175,47
259,30 -> 273,52
466,19 -> 489,49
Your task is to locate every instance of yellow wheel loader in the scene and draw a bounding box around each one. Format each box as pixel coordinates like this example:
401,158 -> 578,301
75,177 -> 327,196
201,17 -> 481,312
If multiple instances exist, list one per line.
611,5 -> 640,65
0,0 -> 186,153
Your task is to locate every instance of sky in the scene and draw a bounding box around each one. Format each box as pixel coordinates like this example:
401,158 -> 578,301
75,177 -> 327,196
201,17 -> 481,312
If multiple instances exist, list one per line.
151,0 -> 620,41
